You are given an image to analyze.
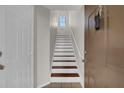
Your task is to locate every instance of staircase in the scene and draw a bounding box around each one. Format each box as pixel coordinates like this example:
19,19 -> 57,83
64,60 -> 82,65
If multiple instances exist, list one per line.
51,30 -> 80,83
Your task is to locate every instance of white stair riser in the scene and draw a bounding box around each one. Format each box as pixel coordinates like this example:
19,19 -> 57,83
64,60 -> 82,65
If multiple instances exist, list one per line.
55,45 -> 73,49
56,37 -> 71,38
52,62 -> 77,66
51,77 -> 80,83
55,46 -> 73,48
55,49 -> 74,51
56,37 -> 72,40
52,69 -> 78,73
56,38 -> 72,39
55,48 -> 73,50
56,44 -> 73,46
55,47 -> 73,49
56,39 -> 72,40
56,40 -> 72,42
54,53 -> 74,55
53,57 -> 76,60
56,43 -> 72,45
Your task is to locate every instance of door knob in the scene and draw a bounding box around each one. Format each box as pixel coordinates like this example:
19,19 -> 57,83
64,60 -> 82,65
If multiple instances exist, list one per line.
0,51 -> 2,57
82,59 -> 87,63
0,64 -> 4,70
84,50 -> 87,55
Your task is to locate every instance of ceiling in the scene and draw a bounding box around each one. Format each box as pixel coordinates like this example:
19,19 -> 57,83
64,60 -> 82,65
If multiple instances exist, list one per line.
44,5 -> 82,10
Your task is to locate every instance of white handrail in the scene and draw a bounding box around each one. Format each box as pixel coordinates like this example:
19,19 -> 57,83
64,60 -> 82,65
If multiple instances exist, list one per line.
69,27 -> 84,88
69,28 -> 83,60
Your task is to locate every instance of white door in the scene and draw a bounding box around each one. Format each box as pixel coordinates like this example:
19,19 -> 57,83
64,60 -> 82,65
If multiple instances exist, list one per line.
0,6 -> 34,88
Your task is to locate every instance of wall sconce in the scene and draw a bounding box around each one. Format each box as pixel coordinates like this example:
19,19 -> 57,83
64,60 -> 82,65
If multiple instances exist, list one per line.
88,5 -> 103,31
94,5 -> 103,30
98,5 -> 103,17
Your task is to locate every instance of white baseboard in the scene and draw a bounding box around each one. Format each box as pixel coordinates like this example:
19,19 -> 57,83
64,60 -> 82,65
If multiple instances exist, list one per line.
80,80 -> 84,88
79,72 -> 84,88
37,82 -> 50,88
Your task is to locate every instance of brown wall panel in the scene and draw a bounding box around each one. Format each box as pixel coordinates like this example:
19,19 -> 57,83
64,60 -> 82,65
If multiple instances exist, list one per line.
85,5 -> 124,88
105,5 -> 124,87
85,5 -> 107,87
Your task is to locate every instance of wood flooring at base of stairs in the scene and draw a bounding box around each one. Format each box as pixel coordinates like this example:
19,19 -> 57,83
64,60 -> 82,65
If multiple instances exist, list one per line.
43,83 -> 82,88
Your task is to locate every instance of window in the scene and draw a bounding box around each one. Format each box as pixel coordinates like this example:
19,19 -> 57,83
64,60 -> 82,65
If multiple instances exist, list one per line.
58,16 -> 66,27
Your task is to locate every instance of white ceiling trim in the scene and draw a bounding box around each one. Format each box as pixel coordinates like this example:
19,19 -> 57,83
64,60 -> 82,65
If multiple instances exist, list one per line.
44,5 -> 82,10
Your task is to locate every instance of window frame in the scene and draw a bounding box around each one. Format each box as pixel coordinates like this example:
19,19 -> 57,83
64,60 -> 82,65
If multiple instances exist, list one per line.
58,16 -> 66,28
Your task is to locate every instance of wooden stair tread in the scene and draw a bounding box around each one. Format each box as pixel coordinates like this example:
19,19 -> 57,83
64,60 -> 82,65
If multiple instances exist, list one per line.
56,38 -> 72,41
56,37 -> 71,38
56,35 -> 71,38
56,36 -> 71,39
56,35 -> 70,36
56,44 -> 72,47
52,66 -> 77,69
53,60 -> 76,62
56,41 -> 72,43
51,73 -> 79,77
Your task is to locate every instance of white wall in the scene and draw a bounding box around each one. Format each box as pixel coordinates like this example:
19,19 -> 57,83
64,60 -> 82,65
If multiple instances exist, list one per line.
69,6 -> 85,59
56,11 -> 69,30
0,5 -> 34,88
50,11 -> 57,67
69,6 -> 85,86
34,6 -> 50,87
50,11 -> 70,31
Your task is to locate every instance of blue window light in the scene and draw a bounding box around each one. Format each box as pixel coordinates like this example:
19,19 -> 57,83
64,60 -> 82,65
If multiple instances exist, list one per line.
58,16 -> 66,27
